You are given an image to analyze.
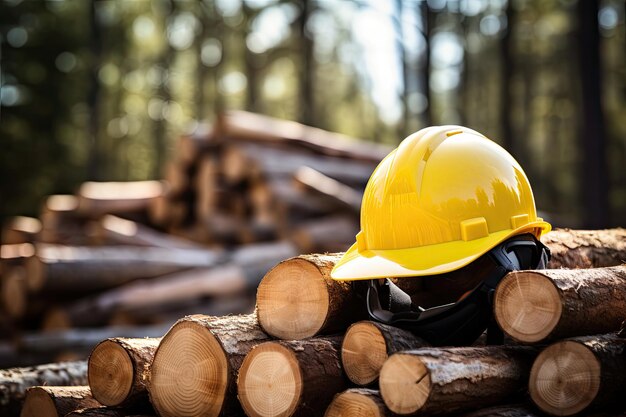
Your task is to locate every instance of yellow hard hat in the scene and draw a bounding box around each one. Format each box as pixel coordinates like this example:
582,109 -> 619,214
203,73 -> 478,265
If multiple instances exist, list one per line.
331,125 -> 551,281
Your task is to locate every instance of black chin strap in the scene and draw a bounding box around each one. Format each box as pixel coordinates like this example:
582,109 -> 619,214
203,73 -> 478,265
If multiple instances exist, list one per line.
365,234 -> 550,346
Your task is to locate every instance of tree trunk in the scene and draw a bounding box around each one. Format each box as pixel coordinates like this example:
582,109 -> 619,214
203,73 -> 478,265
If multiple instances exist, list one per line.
291,216 -> 359,253
342,321 -> 428,386
457,404 -> 543,417
293,166 -> 362,213
325,388 -> 390,417
379,346 -> 538,415
88,338 -> 160,407
0,361 -> 87,417
257,254 -> 367,340
238,336 -> 346,417
20,386 -> 99,417
529,334 -> 626,416
148,314 -> 269,417
494,265 -> 626,343
26,244 -> 224,293
543,228 -> 626,269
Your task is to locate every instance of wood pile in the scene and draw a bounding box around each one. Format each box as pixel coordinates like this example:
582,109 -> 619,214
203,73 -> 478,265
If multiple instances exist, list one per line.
0,111 -> 389,368
0,226 -> 624,416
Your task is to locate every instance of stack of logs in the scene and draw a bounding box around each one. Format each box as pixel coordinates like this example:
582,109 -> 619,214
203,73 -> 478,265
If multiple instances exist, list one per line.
0,111 -> 391,367
2,227 -> 625,416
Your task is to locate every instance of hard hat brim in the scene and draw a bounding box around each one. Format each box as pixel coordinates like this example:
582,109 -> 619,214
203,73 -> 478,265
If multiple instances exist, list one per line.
330,221 -> 551,281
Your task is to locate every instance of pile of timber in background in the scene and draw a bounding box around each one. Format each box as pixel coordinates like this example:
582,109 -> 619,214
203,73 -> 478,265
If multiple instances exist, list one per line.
2,228 -> 626,417
0,111 -> 391,368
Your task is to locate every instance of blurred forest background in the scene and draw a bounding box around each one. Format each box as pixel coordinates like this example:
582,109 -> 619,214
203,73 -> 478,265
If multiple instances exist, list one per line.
0,0 -> 624,228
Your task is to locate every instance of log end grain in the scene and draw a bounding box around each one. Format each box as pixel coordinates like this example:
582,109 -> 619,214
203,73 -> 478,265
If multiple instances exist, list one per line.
88,340 -> 134,406
149,320 -> 228,417
256,258 -> 331,339
529,341 -> 600,416
341,322 -> 388,386
20,387 -> 58,417
237,342 -> 302,417
379,353 -> 431,415
324,389 -> 386,417
494,272 -> 562,343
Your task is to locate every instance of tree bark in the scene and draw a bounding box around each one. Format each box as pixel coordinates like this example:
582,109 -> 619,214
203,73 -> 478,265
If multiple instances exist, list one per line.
66,407 -> 155,417
379,346 -> 538,415
342,321 -> 428,386
20,386 -> 99,417
494,266 -> 626,343
26,244 -> 224,293
88,338 -> 159,407
457,404 -> 542,417
543,228 -> 626,269
148,314 -> 269,417
293,167 -> 362,213
325,388 -> 390,417
216,110 -> 391,163
1,267 -> 27,318
238,336 -> 346,417
0,361 -> 87,417
291,216 -> 359,253
529,334 -> 626,416
257,254 -> 367,340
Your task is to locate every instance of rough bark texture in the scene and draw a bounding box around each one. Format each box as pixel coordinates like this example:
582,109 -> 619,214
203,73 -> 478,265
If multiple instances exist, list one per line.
20,386 -> 99,417
543,228 -> 626,269
257,253 -> 367,340
529,334 -> 626,416
239,336 -> 346,417
457,404 -> 543,417
0,361 -> 87,417
149,313 -> 269,417
27,244 -> 223,293
379,346 -> 539,415
342,321 -> 428,386
88,338 -> 159,407
495,266 -> 626,343
325,388 -> 390,417
66,408 -> 155,417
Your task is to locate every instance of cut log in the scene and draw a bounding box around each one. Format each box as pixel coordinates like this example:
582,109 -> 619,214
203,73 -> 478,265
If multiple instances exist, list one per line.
494,266 -> 626,343
1,267 -> 27,318
39,195 -> 87,245
88,338 -> 159,407
1,217 -> 41,244
20,386 -> 99,417
149,314 -> 269,417
66,407 -> 155,417
379,346 -> 539,415
341,321 -> 428,386
256,253 -> 367,340
529,334 -> 626,416
0,243 -> 35,276
324,389 -> 389,417
163,162 -> 190,196
76,181 -> 164,217
216,110 -> 391,163
294,166 -> 363,213
194,155 -> 219,220
456,404 -> 543,417
53,241 -> 295,327
238,336 -> 346,417
25,244 -> 224,293
88,215 -> 202,249
291,216 -> 359,253
0,361 -> 87,417
221,143 -> 375,187
14,324 -> 171,363
175,127 -> 215,167
543,228 -> 626,269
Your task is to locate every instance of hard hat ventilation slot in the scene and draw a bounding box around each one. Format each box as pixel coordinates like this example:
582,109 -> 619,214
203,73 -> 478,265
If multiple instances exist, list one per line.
460,217 -> 489,241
